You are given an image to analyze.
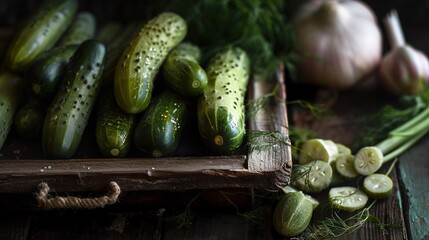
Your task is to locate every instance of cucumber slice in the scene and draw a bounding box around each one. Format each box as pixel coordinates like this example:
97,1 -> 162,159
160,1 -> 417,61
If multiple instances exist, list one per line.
335,154 -> 359,179
336,143 -> 352,155
329,186 -> 368,212
354,146 -> 383,176
295,160 -> 333,193
281,186 -> 320,209
363,174 -> 393,199
299,139 -> 339,165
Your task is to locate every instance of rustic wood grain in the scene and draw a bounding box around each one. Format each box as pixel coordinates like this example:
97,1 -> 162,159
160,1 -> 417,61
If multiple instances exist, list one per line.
248,65 -> 292,189
396,134 -> 429,240
0,67 -> 291,195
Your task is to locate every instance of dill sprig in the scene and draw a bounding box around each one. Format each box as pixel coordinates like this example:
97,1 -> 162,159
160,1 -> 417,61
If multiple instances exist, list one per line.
246,129 -> 289,153
287,99 -> 331,119
220,191 -> 266,225
354,92 -> 428,149
165,191 -> 206,229
303,205 -> 375,240
246,83 -> 279,118
151,0 -> 294,78
301,159 -> 401,239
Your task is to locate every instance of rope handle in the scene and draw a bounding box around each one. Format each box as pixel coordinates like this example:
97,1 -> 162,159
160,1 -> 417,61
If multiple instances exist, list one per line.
35,181 -> 121,210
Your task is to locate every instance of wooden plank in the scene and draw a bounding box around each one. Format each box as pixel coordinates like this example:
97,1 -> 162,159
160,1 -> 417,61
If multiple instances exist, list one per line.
341,167 -> 407,240
0,213 -> 30,240
27,210 -> 161,240
248,65 -> 292,189
397,134 -> 429,240
0,65 -> 291,194
289,80 -> 408,239
0,156 -> 281,193
163,208 -> 273,240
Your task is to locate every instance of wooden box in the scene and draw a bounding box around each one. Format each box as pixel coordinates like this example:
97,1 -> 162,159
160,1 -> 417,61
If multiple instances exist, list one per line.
0,66 -> 292,195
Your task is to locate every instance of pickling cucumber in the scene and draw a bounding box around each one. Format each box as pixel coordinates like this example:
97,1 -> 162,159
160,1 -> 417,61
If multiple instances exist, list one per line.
162,42 -> 208,97
42,40 -> 106,158
114,12 -> 187,113
14,98 -> 45,140
27,44 -> 78,100
133,90 -> 188,157
95,89 -> 136,157
57,11 -> 97,47
197,47 -> 250,153
6,0 -> 78,71
0,68 -> 24,150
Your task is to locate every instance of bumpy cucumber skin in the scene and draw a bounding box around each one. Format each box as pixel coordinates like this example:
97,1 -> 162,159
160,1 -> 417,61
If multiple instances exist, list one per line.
0,69 -> 23,150
95,90 -> 136,157
133,90 -> 188,157
162,43 -> 207,97
197,47 -> 250,154
114,12 -> 187,114
57,11 -> 97,47
6,0 -> 78,71
28,44 -> 78,100
42,40 -> 106,159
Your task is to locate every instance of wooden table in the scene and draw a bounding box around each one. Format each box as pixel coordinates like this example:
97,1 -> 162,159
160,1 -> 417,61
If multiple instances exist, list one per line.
1,1 -> 429,239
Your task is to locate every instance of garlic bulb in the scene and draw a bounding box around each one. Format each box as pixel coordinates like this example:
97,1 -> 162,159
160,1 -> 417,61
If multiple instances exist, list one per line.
291,0 -> 382,89
379,10 -> 429,95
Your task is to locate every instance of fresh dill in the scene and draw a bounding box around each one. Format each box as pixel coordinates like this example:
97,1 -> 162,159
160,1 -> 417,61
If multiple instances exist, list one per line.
220,191 -> 267,225
300,159 -> 401,239
165,190 -> 206,229
147,0 -> 294,78
246,129 -> 289,153
287,99 -> 331,119
354,91 -> 428,150
246,83 -> 279,118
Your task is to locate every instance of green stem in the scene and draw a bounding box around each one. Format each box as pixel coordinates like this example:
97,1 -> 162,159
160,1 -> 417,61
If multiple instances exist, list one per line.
382,128 -> 429,163
375,107 -> 429,154
390,107 -> 429,135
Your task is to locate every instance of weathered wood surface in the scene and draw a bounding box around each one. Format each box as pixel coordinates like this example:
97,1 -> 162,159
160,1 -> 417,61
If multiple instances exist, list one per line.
0,74 -> 291,193
1,1 -> 429,239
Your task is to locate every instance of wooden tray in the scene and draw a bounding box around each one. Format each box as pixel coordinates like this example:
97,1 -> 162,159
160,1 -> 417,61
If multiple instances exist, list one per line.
0,66 -> 292,194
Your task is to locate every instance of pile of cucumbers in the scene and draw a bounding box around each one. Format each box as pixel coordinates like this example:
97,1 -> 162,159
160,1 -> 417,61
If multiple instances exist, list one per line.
0,0 -> 252,159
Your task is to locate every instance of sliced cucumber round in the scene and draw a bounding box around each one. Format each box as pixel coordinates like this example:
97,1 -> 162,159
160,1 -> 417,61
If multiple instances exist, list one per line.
336,143 -> 352,155
354,146 -> 383,176
281,186 -> 320,209
335,154 -> 359,179
329,186 -> 368,212
363,173 -> 393,199
299,139 -> 339,165
295,160 -> 333,193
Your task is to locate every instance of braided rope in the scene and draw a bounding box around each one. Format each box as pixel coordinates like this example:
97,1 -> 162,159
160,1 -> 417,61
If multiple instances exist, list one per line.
36,181 -> 121,209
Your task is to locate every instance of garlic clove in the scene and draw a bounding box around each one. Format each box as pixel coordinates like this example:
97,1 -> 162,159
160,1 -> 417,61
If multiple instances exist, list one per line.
379,45 -> 429,96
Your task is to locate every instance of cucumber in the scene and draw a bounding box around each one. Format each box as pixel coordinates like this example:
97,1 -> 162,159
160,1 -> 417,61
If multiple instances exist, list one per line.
102,22 -> 139,87
95,89 -> 136,157
363,173 -> 393,199
6,0 -> 78,71
14,98 -> 45,140
162,42 -> 208,97
0,68 -> 24,150
114,12 -> 187,113
96,21 -> 122,46
273,191 -> 314,237
42,40 -> 106,158
197,47 -> 250,153
133,90 -> 188,157
57,11 -> 97,47
329,186 -> 369,212
27,44 -> 78,100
